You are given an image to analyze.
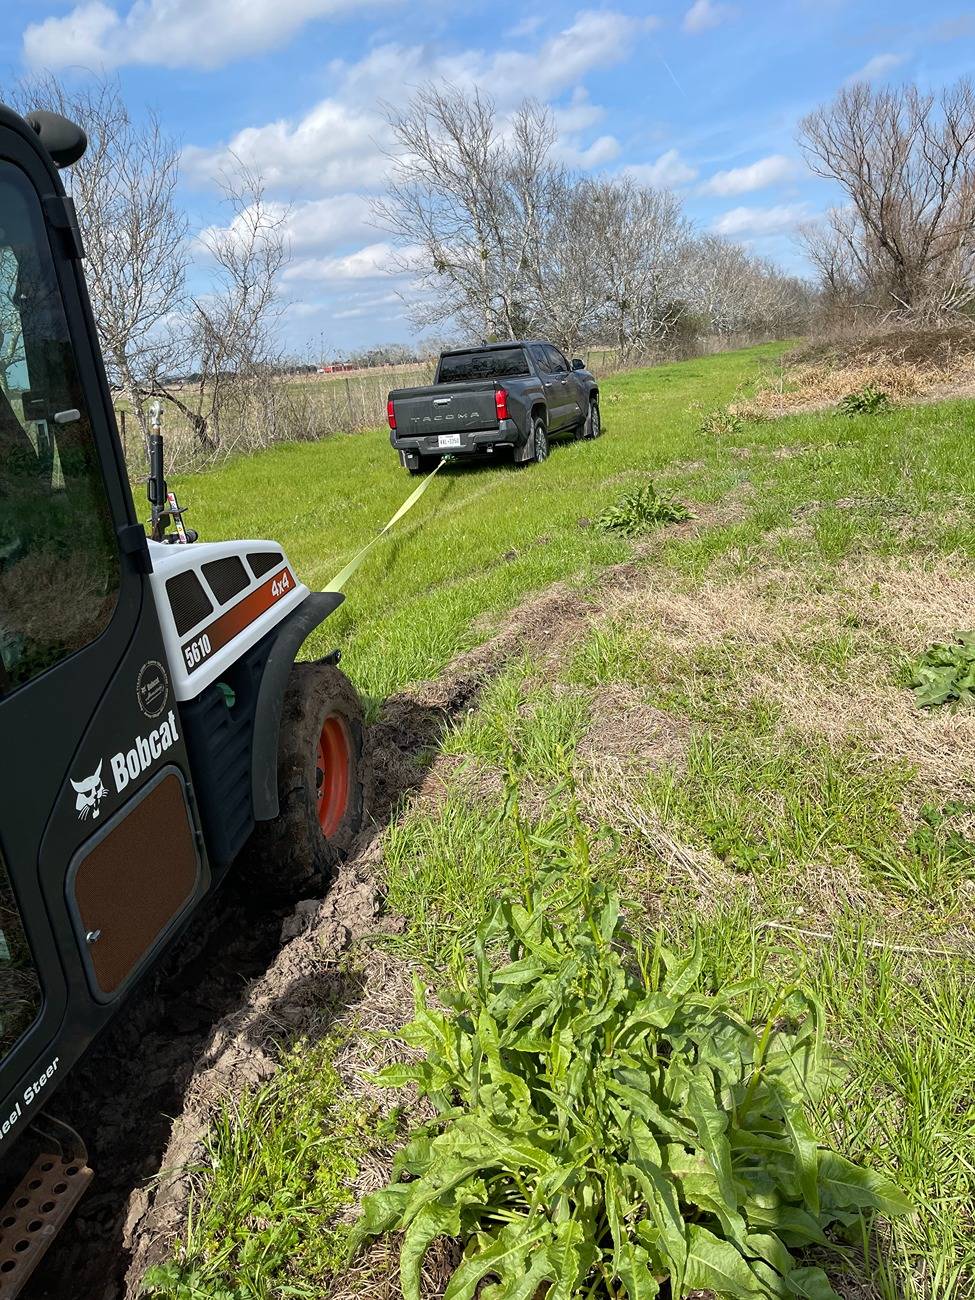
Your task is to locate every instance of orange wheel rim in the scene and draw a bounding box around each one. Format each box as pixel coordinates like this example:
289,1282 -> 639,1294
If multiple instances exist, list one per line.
316,715 -> 351,838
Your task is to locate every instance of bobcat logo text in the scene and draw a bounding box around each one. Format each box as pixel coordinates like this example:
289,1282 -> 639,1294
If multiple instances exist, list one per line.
69,710 -> 181,818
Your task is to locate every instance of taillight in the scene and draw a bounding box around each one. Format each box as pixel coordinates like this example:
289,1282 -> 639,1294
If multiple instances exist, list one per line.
495,388 -> 509,421
386,399 -> 396,431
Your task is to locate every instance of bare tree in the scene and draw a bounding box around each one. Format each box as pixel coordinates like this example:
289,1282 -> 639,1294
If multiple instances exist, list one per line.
584,179 -> 692,364
378,86 -> 560,341
0,249 -> 24,392
12,76 -> 187,437
153,162 -> 291,453
686,235 -> 813,340
798,78 -> 975,320
533,176 -> 618,355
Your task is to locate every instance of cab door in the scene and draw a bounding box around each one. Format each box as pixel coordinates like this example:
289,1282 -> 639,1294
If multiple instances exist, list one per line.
543,345 -> 582,431
529,343 -> 567,430
0,113 -> 208,1156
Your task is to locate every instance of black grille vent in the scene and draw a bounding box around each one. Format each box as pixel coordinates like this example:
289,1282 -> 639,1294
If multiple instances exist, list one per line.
247,550 -> 284,579
202,555 -> 250,605
166,570 -> 213,637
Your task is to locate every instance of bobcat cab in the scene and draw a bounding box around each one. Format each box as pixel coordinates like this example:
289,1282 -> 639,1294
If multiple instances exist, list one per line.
0,104 -> 366,1292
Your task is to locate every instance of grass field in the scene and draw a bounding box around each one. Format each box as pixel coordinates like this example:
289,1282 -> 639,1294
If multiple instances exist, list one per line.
173,345 -> 785,710
156,343 -> 975,1300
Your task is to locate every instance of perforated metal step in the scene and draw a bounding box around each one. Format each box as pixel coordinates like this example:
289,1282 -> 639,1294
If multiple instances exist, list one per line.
0,1153 -> 92,1297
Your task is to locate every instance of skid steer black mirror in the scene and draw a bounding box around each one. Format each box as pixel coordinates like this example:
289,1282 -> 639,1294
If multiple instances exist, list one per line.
24,110 -> 87,168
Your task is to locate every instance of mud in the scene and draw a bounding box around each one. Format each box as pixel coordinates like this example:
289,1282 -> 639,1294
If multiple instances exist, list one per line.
21,684 -> 453,1300
22,536 -> 697,1300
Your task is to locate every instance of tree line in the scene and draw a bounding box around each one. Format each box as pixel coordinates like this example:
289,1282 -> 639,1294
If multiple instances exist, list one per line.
4,72 -> 973,462
379,86 -> 813,362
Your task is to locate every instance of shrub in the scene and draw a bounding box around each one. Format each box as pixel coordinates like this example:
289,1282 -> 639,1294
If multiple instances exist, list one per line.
352,869 -> 910,1300
597,483 -> 691,536
838,385 -> 891,416
700,407 -> 745,436
905,632 -> 975,706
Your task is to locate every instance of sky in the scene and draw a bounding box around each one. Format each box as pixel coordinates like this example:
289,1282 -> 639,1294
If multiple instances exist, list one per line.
2,0 -> 974,355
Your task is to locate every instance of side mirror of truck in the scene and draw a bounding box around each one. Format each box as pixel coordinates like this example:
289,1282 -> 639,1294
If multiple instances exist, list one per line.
571,358 -> 585,370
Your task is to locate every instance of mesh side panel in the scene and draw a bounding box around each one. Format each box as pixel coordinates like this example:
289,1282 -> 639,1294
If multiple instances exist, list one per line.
71,773 -> 200,996
166,570 -> 213,636
202,555 -> 250,605
247,550 -> 284,579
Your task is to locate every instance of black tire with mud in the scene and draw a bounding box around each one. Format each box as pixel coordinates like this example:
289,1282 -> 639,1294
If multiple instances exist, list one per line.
516,414 -> 548,467
250,661 -> 367,891
576,395 -> 601,439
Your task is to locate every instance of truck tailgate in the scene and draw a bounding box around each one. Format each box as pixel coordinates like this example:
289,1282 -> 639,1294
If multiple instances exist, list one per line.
391,383 -> 498,436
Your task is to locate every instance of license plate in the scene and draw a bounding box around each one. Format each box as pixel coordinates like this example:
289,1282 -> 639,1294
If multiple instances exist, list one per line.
438,434 -> 461,449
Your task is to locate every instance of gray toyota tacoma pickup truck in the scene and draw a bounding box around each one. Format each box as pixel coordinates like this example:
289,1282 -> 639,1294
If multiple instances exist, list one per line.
386,340 -> 600,474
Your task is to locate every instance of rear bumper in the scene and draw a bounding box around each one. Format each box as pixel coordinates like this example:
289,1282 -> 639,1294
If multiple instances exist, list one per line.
391,419 -> 522,466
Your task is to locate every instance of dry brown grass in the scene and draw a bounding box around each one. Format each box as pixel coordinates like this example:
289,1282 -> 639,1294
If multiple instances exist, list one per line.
609,555 -> 975,802
737,327 -> 975,418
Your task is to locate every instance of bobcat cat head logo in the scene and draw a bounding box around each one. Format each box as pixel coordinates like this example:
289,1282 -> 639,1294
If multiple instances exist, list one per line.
70,761 -> 107,820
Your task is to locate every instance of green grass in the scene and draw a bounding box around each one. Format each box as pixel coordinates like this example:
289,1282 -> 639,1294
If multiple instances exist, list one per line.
159,343 -> 975,1300
143,1031 -> 395,1300
173,344 -> 784,708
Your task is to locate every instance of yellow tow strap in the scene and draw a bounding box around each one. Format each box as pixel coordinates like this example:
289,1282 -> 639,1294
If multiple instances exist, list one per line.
325,457 -> 447,592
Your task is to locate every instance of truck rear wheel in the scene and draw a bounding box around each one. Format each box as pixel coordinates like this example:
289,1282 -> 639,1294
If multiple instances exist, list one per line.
530,416 -> 549,463
253,661 -> 366,888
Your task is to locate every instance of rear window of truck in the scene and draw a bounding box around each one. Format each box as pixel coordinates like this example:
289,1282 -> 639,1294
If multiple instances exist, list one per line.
437,349 -> 530,383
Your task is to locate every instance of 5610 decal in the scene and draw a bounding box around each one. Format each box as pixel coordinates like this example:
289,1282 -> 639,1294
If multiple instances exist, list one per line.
180,567 -> 296,674
183,632 -> 212,670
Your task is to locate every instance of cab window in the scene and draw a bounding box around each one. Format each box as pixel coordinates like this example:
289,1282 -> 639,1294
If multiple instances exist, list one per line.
0,161 -> 119,696
543,345 -> 569,373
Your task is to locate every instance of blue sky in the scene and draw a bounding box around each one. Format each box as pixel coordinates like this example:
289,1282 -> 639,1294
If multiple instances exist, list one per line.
2,0 -> 974,353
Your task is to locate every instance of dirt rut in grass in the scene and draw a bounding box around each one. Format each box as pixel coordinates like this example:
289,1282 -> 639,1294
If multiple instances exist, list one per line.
15,572 -> 621,1300
122,581 -> 615,1293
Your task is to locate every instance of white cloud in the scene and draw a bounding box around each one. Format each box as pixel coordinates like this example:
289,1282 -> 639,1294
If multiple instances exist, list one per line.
553,87 -> 606,137
184,12 -> 653,194
711,203 -> 809,236
23,0 -> 392,71
506,14 -> 545,39
844,52 -> 906,86
487,10 -> 659,99
700,154 -> 797,196
625,149 -> 698,189
558,134 -> 622,168
331,10 -> 655,106
196,194 -> 376,265
283,241 -> 410,284
182,100 -> 390,195
331,290 -> 406,321
682,0 -> 735,34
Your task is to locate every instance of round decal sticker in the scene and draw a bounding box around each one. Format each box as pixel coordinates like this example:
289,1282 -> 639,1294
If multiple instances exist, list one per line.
137,660 -> 170,719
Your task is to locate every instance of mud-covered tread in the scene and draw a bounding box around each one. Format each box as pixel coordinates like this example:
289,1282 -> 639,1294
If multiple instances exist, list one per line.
250,662 -> 366,891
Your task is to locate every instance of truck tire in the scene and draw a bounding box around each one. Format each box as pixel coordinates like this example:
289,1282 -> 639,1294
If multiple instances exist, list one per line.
530,416 -> 549,463
583,396 -> 601,439
251,661 -> 366,889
